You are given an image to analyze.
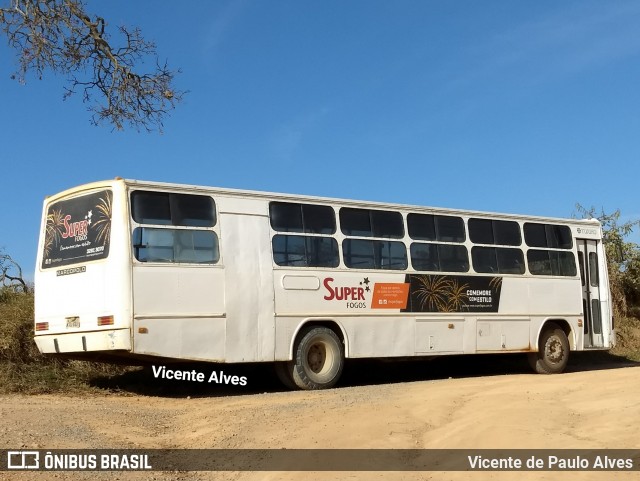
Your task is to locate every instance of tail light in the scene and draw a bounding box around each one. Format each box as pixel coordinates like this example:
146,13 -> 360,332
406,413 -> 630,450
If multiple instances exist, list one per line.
35,322 -> 49,331
97,315 -> 114,326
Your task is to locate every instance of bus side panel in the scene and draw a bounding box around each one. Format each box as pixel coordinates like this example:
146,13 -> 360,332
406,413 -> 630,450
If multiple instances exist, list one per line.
132,317 -> 226,361
220,204 -> 276,363
497,276 -> 583,352
273,270 -> 414,359
274,316 -> 418,360
131,265 -> 226,361
497,277 -> 582,316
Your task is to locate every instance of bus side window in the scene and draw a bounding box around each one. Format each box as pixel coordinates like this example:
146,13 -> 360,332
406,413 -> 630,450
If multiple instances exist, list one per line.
589,252 -> 599,287
342,239 -> 407,270
133,227 -> 219,264
528,250 -> 576,277
132,191 -> 215,227
524,223 -> 572,249
578,251 -> 585,286
340,208 -> 404,238
472,246 -> 524,274
410,243 -> 469,273
272,235 -> 339,268
469,218 -> 521,246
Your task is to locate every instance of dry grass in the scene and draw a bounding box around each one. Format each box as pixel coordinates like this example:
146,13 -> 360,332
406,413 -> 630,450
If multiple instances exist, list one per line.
0,289 -> 132,394
612,315 -> 640,362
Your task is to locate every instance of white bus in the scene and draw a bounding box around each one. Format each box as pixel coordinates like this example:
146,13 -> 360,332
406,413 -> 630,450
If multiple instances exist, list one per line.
34,178 -> 614,389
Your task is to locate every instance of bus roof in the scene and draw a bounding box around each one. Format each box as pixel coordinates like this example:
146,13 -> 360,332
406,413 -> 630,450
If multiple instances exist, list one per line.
46,177 -> 601,228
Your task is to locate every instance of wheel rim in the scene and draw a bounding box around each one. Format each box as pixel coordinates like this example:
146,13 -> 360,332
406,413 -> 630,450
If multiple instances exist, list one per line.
305,338 -> 335,377
544,336 -> 564,364
307,343 -> 326,373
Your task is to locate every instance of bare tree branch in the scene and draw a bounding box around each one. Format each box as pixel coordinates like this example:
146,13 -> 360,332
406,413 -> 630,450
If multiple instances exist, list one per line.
0,252 -> 29,293
0,0 -> 184,132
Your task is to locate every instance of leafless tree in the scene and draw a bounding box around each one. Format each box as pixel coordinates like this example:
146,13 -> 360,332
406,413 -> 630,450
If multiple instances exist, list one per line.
0,251 -> 29,293
0,0 -> 184,132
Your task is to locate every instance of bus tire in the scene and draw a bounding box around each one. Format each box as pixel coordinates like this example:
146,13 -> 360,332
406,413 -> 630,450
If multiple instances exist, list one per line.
290,326 -> 344,390
274,362 -> 297,390
528,324 -> 570,374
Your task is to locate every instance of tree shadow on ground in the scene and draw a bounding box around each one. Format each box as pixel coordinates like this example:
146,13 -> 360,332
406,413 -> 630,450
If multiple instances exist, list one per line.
88,362 -> 282,398
87,351 -> 639,398
342,350 -> 638,387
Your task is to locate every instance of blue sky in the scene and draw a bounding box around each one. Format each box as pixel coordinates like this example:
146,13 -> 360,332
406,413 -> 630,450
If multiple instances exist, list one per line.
2,0 -> 640,281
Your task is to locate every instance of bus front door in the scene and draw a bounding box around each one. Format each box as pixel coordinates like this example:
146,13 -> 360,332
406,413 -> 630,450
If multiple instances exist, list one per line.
577,239 -> 604,348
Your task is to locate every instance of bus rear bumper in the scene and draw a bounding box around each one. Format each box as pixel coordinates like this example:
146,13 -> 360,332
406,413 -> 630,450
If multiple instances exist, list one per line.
34,329 -> 132,354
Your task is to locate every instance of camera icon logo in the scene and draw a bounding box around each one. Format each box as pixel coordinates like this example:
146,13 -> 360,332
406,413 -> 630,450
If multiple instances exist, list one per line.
7,451 -> 40,470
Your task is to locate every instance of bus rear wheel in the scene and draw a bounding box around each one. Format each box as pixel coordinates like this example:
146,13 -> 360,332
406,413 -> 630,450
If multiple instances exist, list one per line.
528,323 -> 570,374
288,326 -> 344,390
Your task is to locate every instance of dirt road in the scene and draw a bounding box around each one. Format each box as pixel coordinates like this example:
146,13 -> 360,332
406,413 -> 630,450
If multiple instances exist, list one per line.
1,359 -> 639,481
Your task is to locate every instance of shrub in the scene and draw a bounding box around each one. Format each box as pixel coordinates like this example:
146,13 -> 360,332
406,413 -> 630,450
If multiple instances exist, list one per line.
0,289 -> 133,394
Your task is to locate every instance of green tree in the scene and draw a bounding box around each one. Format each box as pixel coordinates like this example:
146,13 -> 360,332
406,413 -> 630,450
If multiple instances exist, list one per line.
0,0 -> 183,131
622,246 -> 640,314
575,204 -> 640,318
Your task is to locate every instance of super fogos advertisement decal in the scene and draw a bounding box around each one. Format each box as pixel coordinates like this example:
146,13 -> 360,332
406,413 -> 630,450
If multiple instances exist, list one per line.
42,190 -> 112,269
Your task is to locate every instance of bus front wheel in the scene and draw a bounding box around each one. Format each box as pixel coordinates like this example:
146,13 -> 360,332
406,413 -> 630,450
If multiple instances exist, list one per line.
528,324 -> 570,374
288,326 -> 344,390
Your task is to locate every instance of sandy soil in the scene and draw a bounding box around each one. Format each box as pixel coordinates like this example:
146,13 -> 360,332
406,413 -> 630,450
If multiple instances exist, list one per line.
1,361 -> 639,481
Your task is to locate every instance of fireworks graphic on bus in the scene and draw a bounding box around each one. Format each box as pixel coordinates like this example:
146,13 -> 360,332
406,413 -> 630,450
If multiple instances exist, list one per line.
93,192 -> 112,245
404,274 -> 503,313
41,190 -> 113,269
413,275 -> 467,313
43,208 -> 65,258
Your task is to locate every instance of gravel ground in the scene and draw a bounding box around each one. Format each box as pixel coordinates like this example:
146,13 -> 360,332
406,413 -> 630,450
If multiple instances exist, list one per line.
1,359 -> 639,481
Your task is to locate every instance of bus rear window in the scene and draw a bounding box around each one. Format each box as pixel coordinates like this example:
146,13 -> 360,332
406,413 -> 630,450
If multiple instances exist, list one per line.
42,190 -> 112,269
